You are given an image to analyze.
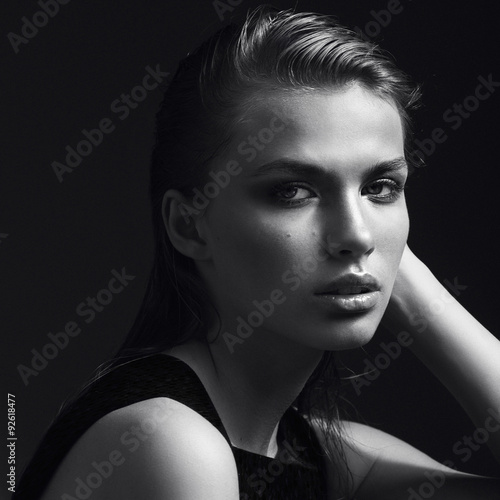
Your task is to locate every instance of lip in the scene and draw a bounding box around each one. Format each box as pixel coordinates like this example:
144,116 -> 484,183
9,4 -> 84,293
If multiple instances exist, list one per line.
314,273 -> 381,314
314,291 -> 380,313
316,273 -> 381,295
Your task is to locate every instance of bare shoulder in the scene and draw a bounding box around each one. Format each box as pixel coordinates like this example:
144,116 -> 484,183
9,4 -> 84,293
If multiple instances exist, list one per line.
309,417 -> 500,500
41,397 -> 239,500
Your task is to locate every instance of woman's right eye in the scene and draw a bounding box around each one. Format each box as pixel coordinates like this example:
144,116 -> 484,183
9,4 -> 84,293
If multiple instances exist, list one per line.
270,182 -> 317,207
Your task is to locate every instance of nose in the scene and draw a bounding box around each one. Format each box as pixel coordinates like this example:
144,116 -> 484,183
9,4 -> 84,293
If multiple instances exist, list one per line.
323,192 -> 375,259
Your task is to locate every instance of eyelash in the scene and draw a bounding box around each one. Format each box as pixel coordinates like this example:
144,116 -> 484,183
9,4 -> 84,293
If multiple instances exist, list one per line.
270,179 -> 405,207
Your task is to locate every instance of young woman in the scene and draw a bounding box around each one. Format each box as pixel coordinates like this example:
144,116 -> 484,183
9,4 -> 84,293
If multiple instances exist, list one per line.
15,6 -> 500,499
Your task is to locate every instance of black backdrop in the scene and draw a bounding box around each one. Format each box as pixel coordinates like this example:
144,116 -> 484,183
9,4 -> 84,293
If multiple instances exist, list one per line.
2,0 -> 500,491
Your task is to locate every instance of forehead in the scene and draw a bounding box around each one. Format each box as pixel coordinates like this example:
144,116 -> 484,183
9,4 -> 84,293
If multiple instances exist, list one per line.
224,85 -> 405,172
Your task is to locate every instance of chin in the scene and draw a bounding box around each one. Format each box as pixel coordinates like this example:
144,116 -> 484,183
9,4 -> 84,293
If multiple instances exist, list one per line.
309,313 -> 381,351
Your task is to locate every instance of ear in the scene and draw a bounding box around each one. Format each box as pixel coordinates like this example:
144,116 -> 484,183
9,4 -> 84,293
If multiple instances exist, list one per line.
161,189 -> 211,261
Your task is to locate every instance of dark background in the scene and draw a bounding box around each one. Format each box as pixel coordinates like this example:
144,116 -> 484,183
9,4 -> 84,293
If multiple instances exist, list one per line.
2,0 -> 500,493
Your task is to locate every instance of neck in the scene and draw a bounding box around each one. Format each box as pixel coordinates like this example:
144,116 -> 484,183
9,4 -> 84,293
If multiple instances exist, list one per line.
166,329 -> 324,458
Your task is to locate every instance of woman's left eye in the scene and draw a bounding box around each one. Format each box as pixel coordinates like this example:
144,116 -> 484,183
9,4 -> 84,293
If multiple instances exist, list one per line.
362,179 -> 404,202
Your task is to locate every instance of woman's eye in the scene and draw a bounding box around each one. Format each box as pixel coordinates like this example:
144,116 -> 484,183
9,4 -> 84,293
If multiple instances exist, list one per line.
270,182 -> 316,206
362,179 -> 404,202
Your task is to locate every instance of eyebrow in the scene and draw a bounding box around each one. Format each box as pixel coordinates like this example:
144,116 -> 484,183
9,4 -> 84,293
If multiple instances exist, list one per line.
249,156 -> 409,179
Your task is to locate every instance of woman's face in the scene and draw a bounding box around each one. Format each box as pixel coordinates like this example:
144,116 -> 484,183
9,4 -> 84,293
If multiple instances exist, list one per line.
195,84 -> 409,352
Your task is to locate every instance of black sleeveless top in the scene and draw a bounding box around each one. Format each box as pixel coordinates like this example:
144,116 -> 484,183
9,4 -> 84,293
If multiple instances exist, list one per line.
14,354 -> 329,499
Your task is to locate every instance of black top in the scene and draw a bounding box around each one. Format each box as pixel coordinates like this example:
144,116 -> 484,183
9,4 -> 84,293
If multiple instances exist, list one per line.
14,354 -> 329,499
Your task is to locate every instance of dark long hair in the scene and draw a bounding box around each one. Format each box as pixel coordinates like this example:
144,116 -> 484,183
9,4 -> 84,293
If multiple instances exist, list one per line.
100,5 -> 421,494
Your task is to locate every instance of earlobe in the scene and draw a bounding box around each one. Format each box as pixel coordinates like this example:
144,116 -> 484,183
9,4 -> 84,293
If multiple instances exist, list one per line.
161,189 -> 211,261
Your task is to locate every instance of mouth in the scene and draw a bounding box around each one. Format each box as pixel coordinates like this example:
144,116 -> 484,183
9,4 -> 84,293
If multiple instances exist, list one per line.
314,274 -> 381,313
316,273 -> 380,295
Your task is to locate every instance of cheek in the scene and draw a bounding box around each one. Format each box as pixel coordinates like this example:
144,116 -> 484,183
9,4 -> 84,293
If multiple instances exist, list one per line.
208,207 -> 309,295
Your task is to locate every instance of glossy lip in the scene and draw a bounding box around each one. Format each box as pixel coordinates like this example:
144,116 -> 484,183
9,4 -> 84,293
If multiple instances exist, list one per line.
314,273 -> 381,314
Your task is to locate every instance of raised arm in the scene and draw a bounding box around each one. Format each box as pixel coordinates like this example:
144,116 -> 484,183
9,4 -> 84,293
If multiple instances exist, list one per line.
384,244 -> 500,467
